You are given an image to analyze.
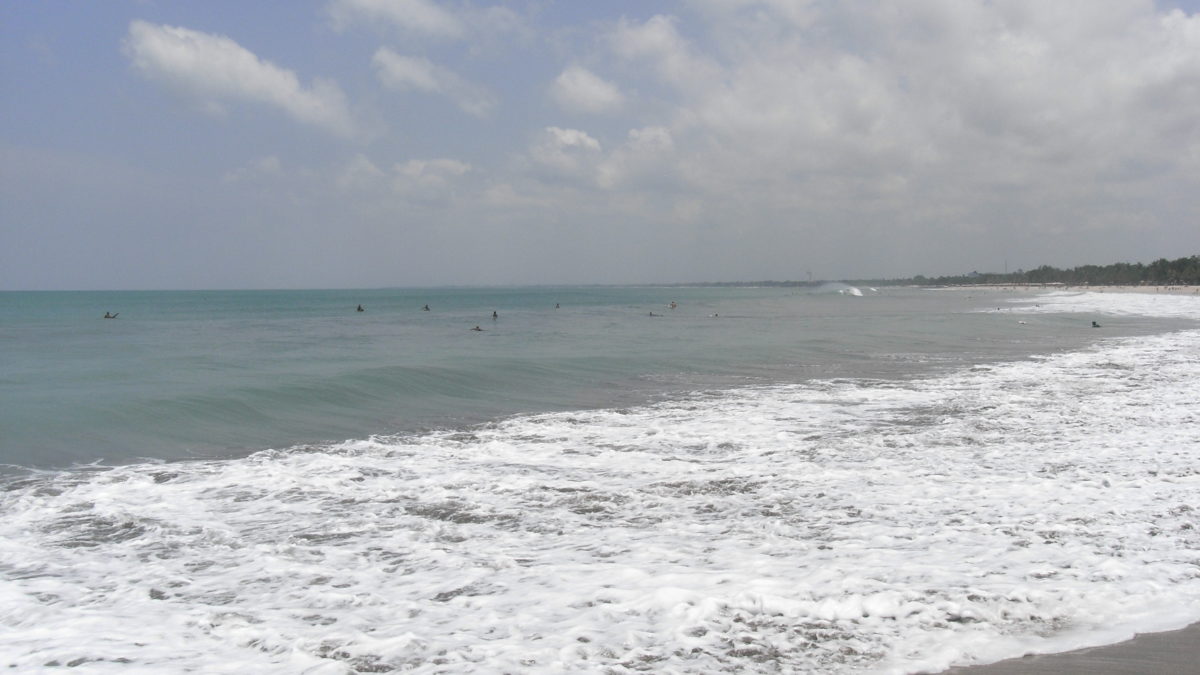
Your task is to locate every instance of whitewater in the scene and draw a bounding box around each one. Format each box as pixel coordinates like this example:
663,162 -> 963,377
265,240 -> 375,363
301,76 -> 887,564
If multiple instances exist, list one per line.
2,290 -> 1199,673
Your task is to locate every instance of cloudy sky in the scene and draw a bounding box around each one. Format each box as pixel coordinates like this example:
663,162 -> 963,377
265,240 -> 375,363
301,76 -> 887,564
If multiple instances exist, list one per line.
3,0 -> 1199,289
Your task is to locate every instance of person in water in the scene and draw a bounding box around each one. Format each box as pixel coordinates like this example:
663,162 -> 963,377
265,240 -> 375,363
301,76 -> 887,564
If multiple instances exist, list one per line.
103,312 -> 118,319
1092,320 -> 1101,328
471,325 -> 483,331
423,304 -> 430,311
357,304 -> 364,312
492,311 -> 498,319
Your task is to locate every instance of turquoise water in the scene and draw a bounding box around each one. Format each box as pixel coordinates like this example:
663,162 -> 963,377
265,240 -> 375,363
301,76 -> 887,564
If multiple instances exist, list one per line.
0,285 -> 1176,470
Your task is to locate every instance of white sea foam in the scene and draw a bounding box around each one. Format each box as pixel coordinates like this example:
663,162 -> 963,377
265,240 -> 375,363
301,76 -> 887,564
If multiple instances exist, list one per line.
1005,289 -> 1200,320
2,292 -> 1199,673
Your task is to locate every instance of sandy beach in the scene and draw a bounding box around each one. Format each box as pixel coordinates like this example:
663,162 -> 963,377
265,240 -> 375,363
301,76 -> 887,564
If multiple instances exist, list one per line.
936,622 -> 1200,674
930,284 -> 1200,295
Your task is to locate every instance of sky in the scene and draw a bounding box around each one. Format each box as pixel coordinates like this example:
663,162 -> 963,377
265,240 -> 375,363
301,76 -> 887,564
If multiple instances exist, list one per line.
2,0 -> 1199,289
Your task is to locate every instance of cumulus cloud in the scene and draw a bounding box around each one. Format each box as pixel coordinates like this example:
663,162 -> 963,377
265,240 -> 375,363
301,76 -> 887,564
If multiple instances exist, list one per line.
328,0 -> 464,39
373,48 -> 495,116
123,20 -> 358,137
529,127 -> 603,176
394,158 -> 471,192
103,3 -> 1200,284
597,126 -> 675,189
336,154 -> 389,192
609,14 -> 720,91
608,6 -> 1200,209
336,154 -> 471,205
489,3 -> 1193,278
550,66 -> 624,113
328,0 -> 528,44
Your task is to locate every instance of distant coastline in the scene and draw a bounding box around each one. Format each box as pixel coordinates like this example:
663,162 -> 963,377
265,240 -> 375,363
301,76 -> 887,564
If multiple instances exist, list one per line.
660,254 -> 1200,289
928,283 -> 1200,295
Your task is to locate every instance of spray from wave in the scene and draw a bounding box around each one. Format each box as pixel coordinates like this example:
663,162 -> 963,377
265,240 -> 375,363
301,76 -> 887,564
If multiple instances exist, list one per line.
814,282 -> 864,296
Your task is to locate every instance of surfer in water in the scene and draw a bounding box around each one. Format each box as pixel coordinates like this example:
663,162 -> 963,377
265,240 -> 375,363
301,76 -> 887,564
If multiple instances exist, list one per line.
357,305 -> 364,312
423,304 -> 430,311
103,312 -> 118,319
471,325 -> 483,331
492,311 -> 498,319
1092,320 -> 1101,328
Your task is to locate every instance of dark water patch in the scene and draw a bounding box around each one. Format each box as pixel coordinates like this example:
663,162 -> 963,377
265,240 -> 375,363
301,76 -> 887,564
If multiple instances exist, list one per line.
48,514 -> 149,548
294,531 -> 360,544
654,477 -> 765,496
432,582 -> 500,602
562,491 -> 629,516
406,500 -> 509,525
314,642 -> 402,673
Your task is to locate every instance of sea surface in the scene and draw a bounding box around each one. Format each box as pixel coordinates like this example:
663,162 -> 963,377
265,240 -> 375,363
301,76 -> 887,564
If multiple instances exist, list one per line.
1,286 -> 1198,673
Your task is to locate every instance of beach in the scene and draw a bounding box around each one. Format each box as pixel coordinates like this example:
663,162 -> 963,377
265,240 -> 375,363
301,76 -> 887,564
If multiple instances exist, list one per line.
940,622 -> 1200,674
934,284 -> 1200,296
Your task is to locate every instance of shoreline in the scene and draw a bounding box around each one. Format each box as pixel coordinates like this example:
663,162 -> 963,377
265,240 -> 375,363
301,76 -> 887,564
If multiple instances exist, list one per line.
927,283 -> 1200,295
935,622 -> 1200,674
927,283 -> 1199,673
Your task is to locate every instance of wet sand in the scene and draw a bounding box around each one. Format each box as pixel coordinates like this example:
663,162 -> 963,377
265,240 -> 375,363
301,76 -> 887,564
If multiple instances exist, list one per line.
936,623 -> 1200,674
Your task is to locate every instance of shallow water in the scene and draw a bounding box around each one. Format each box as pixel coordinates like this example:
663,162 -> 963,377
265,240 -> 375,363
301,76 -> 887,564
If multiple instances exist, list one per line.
1,288 -> 1198,672
1,286 -> 1175,470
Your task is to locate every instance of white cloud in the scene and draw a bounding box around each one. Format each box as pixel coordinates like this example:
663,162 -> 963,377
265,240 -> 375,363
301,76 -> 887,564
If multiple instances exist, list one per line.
550,66 -> 624,114
98,3 -> 1200,285
393,158 -> 471,192
609,14 -> 720,91
336,154 -> 388,192
329,0 -> 464,39
336,154 -> 471,205
494,2 -> 1195,277
597,126 -> 675,189
607,5 -> 1200,199
529,127 -> 603,176
373,48 -> 495,116
546,127 -> 602,152
373,51 -> 440,91
123,20 -> 358,137
328,0 -> 529,45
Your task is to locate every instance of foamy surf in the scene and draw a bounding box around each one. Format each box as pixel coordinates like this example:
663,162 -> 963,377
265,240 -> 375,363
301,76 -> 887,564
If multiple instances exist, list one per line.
1,292 -> 1198,673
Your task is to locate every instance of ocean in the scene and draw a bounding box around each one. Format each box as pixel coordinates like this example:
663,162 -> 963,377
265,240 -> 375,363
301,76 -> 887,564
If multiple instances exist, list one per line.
1,286 -> 1198,673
